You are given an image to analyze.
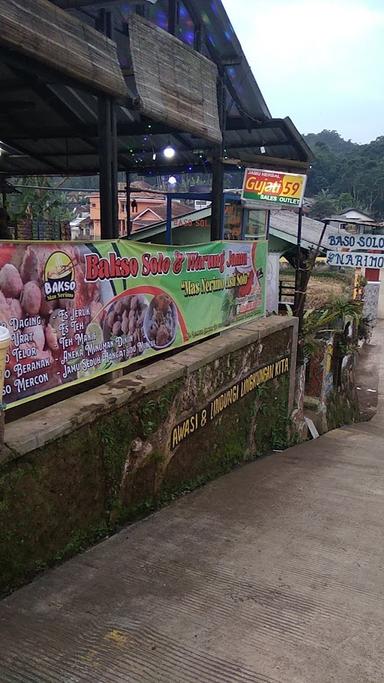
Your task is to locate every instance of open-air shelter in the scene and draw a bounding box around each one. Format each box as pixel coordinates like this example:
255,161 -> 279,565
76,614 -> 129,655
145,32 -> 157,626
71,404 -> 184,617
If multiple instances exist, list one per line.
0,0 -> 312,240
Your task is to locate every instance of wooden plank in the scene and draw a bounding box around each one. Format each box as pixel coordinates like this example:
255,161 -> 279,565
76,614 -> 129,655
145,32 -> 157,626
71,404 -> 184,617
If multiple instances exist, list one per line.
128,14 -> 222,145
0,0 -> 128,98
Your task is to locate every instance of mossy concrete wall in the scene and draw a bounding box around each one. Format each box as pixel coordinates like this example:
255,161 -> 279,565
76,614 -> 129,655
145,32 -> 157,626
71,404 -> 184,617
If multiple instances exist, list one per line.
1,317 -> 298,594
304,333 -> 360,434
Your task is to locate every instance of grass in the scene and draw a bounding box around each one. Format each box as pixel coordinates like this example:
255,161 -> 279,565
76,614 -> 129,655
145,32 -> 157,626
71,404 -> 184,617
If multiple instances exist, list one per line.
280,267 -> 352,284
280,268 -> 354,309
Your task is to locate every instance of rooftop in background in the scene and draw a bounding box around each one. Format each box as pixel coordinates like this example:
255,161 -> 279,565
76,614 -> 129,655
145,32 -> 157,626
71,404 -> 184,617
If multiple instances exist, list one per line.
126,194 -> 351,255
131,202 -> 193,232
0,0 -> 312,177
326,208 -> 376,223
324,209 -> 384,229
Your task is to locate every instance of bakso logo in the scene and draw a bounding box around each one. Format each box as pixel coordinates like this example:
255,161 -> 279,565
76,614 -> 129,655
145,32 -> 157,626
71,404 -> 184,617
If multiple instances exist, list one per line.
44,252 -> 76,301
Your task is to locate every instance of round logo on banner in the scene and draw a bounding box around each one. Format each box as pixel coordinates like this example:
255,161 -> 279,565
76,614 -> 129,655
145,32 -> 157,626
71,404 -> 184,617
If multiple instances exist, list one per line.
43,251 -> 76,301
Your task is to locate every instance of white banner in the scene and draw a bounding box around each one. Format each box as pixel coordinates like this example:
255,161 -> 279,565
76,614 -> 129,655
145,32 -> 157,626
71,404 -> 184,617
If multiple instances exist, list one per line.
327,233 -> 384,250
327,251 -> 384,269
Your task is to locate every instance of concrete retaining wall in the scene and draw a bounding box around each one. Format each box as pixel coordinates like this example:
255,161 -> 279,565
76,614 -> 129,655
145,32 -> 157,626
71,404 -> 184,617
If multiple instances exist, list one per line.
0,316 -> 298,594
304,330 -> 360,434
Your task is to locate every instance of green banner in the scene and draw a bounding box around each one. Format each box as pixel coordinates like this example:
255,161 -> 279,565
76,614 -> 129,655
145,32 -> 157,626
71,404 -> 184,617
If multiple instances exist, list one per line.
0,239 -> 268,408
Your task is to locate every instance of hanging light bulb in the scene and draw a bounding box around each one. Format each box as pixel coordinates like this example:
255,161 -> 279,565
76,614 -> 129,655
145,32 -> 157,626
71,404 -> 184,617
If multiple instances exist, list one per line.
163,144 -> 176,159
168,176 -> 177,185
152,152 -> 157,161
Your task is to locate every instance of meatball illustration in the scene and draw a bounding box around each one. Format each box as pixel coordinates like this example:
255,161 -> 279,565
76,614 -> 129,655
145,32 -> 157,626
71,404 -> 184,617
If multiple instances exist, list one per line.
103,294 -> 147,354
0,264 -> 23,298
156,324 -> 170,348
20,281 -> 42,315
20,247 -> 40,284
144,294 -> 177,349
7,298 -> 22,320
112,320 -> 122,336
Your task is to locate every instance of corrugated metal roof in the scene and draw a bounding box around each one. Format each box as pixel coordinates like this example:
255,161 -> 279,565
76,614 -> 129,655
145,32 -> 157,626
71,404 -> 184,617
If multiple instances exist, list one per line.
269,210 -> 350,253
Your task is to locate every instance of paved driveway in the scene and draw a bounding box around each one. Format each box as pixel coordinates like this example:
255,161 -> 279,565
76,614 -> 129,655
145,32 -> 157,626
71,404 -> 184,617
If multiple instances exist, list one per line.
0,327 -> 383,682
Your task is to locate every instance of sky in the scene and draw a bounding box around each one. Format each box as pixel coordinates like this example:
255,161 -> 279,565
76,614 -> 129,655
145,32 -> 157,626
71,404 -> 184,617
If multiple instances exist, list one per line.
222,0 -> 384,144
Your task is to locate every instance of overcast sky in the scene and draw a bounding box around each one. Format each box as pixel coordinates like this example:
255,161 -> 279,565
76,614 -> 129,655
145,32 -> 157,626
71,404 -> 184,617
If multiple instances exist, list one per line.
222,0 -> 383,144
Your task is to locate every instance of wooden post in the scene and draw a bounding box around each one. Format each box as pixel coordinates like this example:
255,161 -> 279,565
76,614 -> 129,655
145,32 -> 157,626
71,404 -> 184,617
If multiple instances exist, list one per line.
266,210 -> 271,239
97,8 -> 118,240
98,96 -> 113,240
168,0 -> 178,34
211,149 -> 224,242
211,151 -> 224,241
211,72 -> 225,242
111,100 -> 118,237
294,207 -> 303,317
297,220 -> 329,327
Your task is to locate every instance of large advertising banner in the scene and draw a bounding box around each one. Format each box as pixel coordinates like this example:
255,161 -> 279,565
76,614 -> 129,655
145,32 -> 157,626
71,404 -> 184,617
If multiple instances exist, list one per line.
0,239 -> 268,408
242,168 -> 307,208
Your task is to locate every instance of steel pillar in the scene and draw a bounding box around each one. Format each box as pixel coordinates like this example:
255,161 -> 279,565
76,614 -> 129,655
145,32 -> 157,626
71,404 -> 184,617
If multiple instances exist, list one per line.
166,194 -> 173,245
125,171 -> 131,238
211,151 -> 224,241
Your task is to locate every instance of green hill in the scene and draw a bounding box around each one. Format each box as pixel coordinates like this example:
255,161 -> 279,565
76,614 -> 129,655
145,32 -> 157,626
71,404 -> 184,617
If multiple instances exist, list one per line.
304,130 -> 384,220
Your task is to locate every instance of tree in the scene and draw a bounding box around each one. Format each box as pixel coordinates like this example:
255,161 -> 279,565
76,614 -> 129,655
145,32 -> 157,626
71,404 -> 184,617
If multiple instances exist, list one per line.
309,191 -> 337,220
337,193 -> 354,212
7,177 -> 72,223
302,299 -> 363,360
304,131 -> 384,219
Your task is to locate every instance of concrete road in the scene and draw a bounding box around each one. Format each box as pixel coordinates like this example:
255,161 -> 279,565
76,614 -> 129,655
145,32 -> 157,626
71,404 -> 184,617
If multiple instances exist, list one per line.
0,325 -> 383,683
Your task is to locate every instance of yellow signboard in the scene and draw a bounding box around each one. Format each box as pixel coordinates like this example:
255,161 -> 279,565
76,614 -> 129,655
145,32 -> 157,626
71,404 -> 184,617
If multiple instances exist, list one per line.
242,168 -> 307,208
